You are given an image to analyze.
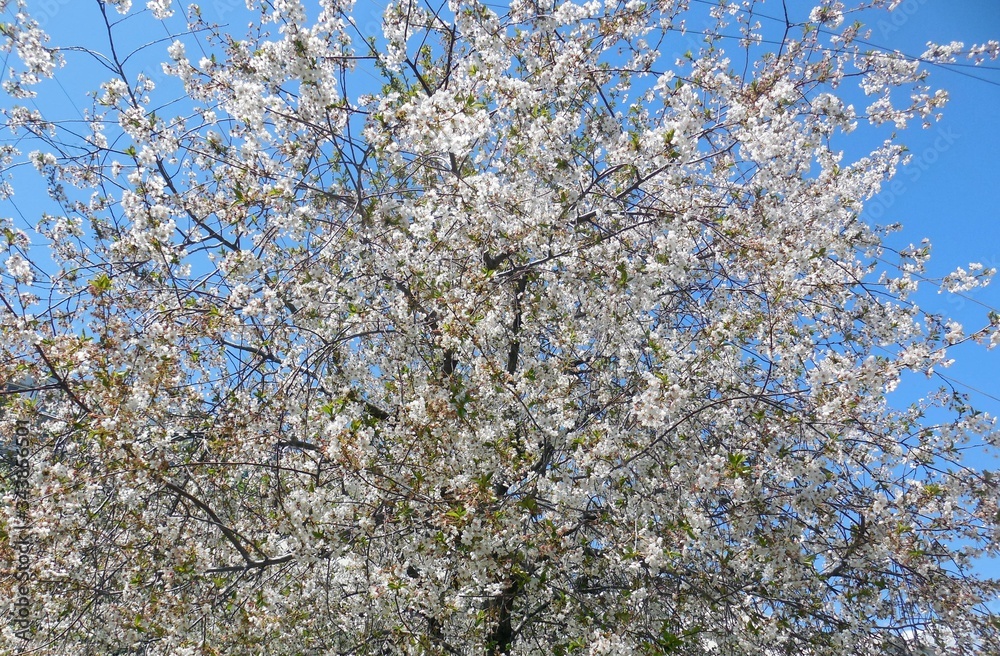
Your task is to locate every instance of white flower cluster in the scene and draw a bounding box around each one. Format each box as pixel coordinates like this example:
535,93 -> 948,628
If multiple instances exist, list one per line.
146,0 -> 172,19
940,262 -> 993,293
1,0 -> 997,654
4,252 -> 32,284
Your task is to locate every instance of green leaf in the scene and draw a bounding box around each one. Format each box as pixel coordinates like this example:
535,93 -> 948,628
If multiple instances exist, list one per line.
90,273 -> 113,294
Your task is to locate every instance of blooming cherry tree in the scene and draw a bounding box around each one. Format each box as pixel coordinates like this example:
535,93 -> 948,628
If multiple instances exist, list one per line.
1,0 -> 999,654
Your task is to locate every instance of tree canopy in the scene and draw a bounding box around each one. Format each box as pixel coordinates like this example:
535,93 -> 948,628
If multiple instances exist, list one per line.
1,0 -> 1000,654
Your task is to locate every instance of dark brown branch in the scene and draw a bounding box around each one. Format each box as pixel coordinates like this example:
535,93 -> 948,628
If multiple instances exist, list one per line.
506,276 -> 529,376
33,345 -> 92,415
487,577 -> 524,656
162,480 -> 293,572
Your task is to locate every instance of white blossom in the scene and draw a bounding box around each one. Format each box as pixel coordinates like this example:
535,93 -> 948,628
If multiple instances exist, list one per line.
0,1 -> 997,654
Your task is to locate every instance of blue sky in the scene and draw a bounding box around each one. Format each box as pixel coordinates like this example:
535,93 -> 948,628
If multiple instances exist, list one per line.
853,1 -> 1000,421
